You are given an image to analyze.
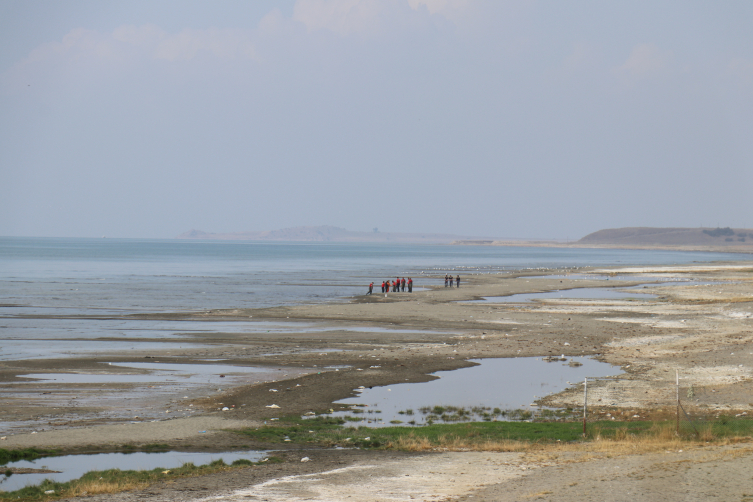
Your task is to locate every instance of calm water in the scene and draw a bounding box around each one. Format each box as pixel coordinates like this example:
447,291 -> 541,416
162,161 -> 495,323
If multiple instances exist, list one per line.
0,237 -> 741,315
0,450 -> 267,492
332,356 -> 620,426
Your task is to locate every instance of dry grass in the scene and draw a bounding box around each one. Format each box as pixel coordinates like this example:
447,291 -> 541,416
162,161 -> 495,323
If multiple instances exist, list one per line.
66,479 -> 152,497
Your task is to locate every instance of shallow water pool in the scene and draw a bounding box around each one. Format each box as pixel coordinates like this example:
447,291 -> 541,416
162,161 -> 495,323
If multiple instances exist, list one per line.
331,356 -> 621,426
470,287 -> 657,303
0,450 -> 267,492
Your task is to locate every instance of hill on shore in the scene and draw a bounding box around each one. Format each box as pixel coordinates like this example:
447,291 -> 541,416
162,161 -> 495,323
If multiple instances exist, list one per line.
176,225 -> 478,244
577,227 -> 753,247
452,227 -> 753,253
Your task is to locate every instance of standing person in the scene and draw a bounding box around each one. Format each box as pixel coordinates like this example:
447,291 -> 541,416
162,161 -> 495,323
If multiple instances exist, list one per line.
444,274 -> 449,287
456,275 -> 460,288
392,280 -> 397,292
401,277 -> 406,292
381,281 -> 385,293
368,282 -> 373,294
408,277 -> 413,293
449,275 -> 454,287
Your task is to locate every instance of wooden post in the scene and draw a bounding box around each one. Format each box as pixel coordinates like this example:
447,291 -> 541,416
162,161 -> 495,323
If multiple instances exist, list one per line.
676,369 -> 680,435
583,377 -> 588,435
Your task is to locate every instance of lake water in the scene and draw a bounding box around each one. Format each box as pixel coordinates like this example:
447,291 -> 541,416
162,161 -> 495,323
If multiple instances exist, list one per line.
1,237 -> 742,316
0,237 -> 742,362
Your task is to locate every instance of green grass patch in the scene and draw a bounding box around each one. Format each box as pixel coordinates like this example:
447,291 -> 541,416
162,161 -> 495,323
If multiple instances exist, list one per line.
239,415 -> 738,449
0,456 -> 282,501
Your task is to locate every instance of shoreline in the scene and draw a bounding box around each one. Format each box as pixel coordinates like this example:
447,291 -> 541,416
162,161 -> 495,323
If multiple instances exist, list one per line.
1,259 -> 752,500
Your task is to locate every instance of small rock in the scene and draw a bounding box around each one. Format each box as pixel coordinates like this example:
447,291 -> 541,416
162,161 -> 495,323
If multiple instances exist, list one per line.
301,457 -> 310,462
266,404 -> 280,409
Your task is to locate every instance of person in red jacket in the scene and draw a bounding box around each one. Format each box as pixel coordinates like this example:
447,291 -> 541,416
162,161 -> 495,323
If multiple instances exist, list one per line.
401,277 -> 406,292
381,281 -> 385,293
407,278 -> 413,292
367,282 -> 373,295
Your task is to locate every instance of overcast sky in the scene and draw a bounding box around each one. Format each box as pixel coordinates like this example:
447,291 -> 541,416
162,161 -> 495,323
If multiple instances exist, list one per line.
1,0 -> 751,239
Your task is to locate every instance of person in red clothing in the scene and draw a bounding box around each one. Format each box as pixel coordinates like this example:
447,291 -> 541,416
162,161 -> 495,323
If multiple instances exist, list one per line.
407,278 -> 413,293
381,281 -> 385,293
367,282 -> 373,294
393,280 -> 398,292
401,277 -> 406,292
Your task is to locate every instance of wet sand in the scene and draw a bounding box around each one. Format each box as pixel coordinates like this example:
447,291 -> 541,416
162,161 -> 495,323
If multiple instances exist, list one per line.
1,262 -> 752,500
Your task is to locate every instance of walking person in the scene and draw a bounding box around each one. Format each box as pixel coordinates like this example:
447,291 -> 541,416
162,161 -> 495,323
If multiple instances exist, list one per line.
367,282 -> 373,295
456,275 -> 460,288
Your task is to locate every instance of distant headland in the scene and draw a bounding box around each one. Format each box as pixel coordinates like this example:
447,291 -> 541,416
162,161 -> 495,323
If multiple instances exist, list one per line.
176,226 -> 753,253
454,227 -> 753,254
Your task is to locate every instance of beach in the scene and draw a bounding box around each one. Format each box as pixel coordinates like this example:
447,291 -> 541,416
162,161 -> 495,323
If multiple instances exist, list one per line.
2,252 -> 753,500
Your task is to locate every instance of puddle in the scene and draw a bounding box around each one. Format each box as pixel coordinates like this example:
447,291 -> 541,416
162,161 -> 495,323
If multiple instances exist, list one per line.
0,340 -> 207,361
0,450 -> 267,492
17,362 -> 296,385
526,274 -> 669,281
469,287 -> 657,303
330,357 -> 621,426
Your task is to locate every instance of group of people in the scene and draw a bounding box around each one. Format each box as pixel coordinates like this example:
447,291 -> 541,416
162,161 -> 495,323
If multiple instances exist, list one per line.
366,274 -> 461,294
367,277 -> 413,294
445,274 -> 460,287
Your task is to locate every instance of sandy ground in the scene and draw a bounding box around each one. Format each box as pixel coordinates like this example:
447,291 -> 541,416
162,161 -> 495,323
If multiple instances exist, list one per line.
1,261 -> 753,500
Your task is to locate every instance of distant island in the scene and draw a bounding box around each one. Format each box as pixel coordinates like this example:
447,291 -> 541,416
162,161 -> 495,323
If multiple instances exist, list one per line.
176,225 -> 488,244
453,227 -> 753,253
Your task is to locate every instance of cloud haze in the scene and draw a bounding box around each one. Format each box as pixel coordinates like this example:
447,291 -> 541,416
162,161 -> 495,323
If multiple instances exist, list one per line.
1,0 -> 751,239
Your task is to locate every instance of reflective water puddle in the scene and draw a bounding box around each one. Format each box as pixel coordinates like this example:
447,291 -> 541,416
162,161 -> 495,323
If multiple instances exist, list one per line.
330,357 -> 621,426
0,450 -> 266,492
18,362 -> 290,385
469,287 -> 657,303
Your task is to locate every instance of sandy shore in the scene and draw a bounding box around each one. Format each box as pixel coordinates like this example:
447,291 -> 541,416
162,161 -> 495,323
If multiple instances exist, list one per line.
1,261 -> 752,500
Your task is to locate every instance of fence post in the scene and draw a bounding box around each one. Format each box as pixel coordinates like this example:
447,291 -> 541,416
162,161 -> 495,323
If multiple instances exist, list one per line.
583,377 -> 588,435
676,369 -> 680,435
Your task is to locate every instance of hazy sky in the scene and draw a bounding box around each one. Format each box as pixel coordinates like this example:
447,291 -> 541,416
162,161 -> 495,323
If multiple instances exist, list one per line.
2,1 -> 751,239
